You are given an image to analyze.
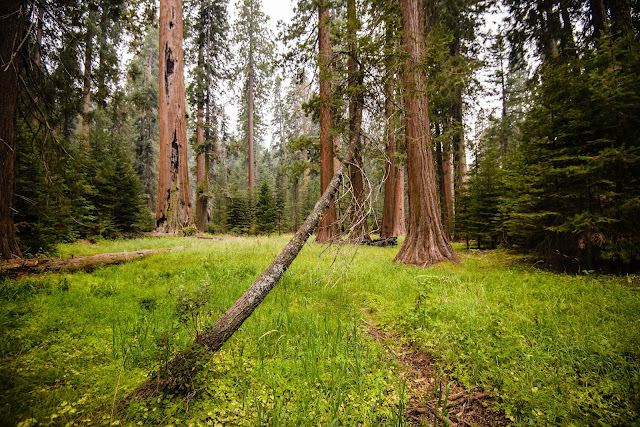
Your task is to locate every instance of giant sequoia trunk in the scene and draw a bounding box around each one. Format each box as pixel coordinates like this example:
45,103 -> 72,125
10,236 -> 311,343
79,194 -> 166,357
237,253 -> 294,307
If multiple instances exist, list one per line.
156,0 -> 194,233
127,126 -> 360,402
0,0 -> 24,260
347,0 -> 370,242
316,3 -> 339,242
394,0 -> 457,266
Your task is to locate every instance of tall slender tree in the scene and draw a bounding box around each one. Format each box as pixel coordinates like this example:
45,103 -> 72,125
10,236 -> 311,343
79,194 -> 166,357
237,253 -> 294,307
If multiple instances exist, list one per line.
380,0 -> 406,238
233,0 -> 272,193
394,0 -> 458,266
316,0 -> 339,242
156,0 -> 194,232
190,0 -> 228,231
81,8 -> 96,151
128,26 -> 159,212
346,0 -> 370,242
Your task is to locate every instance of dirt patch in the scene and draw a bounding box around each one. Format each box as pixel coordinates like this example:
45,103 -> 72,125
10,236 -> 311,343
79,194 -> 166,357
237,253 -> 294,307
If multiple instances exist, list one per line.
362,311 -> 510,426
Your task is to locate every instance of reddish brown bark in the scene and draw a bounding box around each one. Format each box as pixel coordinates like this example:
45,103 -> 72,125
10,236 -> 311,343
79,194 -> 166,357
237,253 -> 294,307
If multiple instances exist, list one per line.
333,134 -> 341,174
126,122 -> 361,403
156,0 -> 194,233
380,75 -> 396,239
316,3 -> 338,242
195,107 -> 207,232
347,0 -> 369,242
393,163 -> 406,236
0,0 -> 24,260
441,123 -> 454,239
394,0 -> 457,266
450,30 -> 467,237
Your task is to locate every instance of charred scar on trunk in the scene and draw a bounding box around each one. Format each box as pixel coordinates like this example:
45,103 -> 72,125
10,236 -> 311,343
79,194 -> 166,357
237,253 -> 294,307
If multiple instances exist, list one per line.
170,130 -> 179,180
166,51 -> 174,75
164,44 -> 173,98
157,213 -> 166,228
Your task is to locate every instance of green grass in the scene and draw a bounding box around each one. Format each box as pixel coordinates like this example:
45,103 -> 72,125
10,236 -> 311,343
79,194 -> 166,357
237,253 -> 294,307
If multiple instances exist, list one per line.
54,236 -> 203,258
1,236 -> 639,426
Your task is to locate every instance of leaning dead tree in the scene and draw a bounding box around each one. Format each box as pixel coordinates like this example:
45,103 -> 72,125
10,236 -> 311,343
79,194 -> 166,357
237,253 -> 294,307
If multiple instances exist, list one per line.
126,131 -> 359,403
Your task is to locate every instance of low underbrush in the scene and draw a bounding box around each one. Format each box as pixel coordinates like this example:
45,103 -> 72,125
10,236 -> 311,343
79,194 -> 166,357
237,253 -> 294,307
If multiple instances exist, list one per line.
1,236 -> 638,425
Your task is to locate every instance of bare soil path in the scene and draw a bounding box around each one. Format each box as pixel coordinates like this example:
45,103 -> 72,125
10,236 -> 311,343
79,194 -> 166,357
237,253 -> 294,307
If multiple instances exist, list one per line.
362,309 -> 510,426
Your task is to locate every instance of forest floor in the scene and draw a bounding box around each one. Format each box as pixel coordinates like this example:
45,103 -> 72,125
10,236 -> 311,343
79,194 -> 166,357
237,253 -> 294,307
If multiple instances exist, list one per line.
1,235 -> 639,426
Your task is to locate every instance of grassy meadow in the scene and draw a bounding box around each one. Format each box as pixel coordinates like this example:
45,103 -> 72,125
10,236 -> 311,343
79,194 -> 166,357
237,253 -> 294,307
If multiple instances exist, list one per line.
1,235 -> 639,426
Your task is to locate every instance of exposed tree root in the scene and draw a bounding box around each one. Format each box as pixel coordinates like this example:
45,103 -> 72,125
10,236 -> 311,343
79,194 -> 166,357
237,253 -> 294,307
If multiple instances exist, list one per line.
361,310 -> 509,426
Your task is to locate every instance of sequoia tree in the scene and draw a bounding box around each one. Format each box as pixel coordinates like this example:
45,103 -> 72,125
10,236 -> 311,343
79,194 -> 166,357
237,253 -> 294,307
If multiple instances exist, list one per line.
316,1 -> 339,242
380,1 -> 406,239
0,0 -> 25,260
156,0 -> 194,232
394,0 -> 457,266
346,0 -> 370,242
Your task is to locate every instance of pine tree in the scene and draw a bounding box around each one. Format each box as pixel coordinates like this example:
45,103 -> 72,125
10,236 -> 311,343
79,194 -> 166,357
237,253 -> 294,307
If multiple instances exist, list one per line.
232,0 -> 273,193
255,181 -> 275,234
127,25 -> 159,212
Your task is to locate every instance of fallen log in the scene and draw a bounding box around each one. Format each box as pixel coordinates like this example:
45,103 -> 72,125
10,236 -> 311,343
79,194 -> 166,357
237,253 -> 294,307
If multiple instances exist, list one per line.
0,248 -> 176,279
124,124 -> 360,404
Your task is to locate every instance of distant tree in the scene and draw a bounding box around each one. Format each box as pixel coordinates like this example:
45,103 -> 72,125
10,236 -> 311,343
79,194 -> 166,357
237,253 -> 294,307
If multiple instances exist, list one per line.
127,26 -> 159,212
457,117 -> 507,249
255,181 -> 275,234
226,189 -> 251,233
232,0 -> 273,193
188,0 -> 228,232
